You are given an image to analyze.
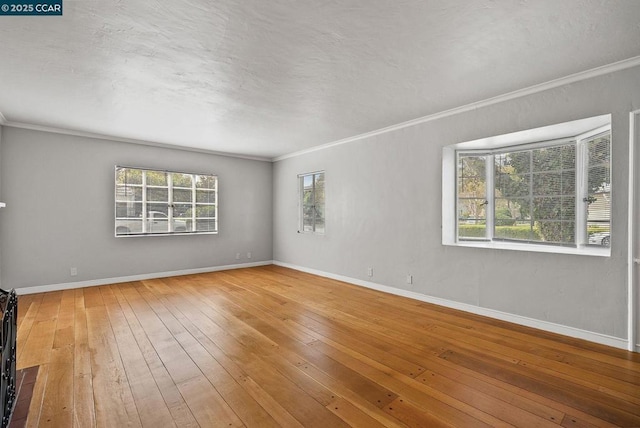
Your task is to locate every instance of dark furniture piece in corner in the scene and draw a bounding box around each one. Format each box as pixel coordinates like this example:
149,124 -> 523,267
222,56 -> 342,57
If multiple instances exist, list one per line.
0,289 -> 17,428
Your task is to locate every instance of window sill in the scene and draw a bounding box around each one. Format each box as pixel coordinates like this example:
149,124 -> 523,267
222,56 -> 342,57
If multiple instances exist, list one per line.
115,231 -> 218,238
445,240 -> 610,257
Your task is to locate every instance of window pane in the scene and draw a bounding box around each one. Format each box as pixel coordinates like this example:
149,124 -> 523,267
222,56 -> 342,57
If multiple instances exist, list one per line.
303,175 -> 313,189
116,201 -> 142,218
147,203 -> 168,216
561,145 -> 576,169
195,204 -> 216,218
562,221 -> 576,243
495,143 -> 575,245
116,168 -> 142,185
495,197 -> 528,220
303,214 -> 314,232
586,133 -> 611,247
146,171 -> 167,186
562,170 -> 576,194
533,145 -> 575,244
195,175 -> 216,189
173,188 -> 192,203
314,173 -> 325,232
533,172 -> 562,196
172,173 -> 192,188
195,219 -> 217,232
537,221 -> 563,243
196,190 -> 216,203
533,197 -> 562,220
561,197 -> 576,220
458,156 -> 487,239
458,198 -> 487,231
116,219 -> 142,235
494,152 -> 530,200
302,176 -> 315,231
588,166 -> 610,190
458,220 -> 486,238
494,221 -> 535,240
173,203 -> 192,219
588,135 -> 611,164
147,211 -> 169,233
115,185 -> 142,202
533,146 -> 562,171
147,188 -> 168,202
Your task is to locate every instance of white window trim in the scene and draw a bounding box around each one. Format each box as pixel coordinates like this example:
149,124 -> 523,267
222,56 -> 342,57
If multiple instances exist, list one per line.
298,171 -> 325,235
115,166 -> 218,237
442,117 -> 611,257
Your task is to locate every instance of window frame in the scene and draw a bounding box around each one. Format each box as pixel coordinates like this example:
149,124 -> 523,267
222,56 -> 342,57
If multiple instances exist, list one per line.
298,171 -> 325,235
115,166 -> 218,237
443,118 -> 611,256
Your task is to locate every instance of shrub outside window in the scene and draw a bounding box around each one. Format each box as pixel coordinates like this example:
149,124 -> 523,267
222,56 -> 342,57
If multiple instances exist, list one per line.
115,166 -> 218,236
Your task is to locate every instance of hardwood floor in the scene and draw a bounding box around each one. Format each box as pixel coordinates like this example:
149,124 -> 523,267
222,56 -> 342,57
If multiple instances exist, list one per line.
15,265 -> 640,427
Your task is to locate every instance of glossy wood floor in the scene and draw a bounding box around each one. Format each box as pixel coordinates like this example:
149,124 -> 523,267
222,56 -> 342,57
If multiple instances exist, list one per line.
16,265 -> 640,427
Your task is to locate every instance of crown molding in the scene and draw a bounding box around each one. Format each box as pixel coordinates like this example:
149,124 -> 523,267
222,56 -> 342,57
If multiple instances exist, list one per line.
3,55 -> 640,163
1,119 -> 271,162
273,55 -> 640,162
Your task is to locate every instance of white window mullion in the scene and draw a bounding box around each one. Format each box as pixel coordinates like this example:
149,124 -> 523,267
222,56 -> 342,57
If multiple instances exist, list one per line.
576,139 -> 588,246
528,151 -> 534,236
191,175 -> 197,232
298,177 -> 303,232
168,173 -> 174,232
214,176 -> 219,231
486,155 -> 495,240
142,170 -> 148,234
311,175 -> 317,232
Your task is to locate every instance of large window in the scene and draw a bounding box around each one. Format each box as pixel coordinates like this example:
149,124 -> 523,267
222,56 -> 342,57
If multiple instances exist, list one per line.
444,115 -> 612,254
115,167 -> 217,236
299,171 -> 325,234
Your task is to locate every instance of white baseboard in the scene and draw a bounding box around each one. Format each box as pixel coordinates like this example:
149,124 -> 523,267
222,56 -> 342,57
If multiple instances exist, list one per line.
14,260 -> 273,295
273,261 -> 629,351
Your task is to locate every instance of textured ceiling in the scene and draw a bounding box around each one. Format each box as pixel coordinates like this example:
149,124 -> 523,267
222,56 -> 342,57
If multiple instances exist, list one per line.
0,0 -> 639,159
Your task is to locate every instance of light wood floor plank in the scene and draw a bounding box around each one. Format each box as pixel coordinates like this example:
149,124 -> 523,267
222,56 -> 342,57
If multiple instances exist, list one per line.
14,266 -> 640,427
100,285 -> 177,428
73,288 -> 96,428
86,299 -> 142,427
110,285 -> 199,428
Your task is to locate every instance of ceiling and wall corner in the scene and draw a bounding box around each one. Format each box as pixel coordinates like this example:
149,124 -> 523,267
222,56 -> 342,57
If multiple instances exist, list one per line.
0,1 -> 639,159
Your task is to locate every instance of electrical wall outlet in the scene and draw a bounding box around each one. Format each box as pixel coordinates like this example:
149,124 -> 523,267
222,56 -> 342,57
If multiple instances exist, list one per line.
236,253 -> 241,260
247,252 -> 252,259
406,274 -> 413,284
70,267 -> 78,277
367,267 -> 373,277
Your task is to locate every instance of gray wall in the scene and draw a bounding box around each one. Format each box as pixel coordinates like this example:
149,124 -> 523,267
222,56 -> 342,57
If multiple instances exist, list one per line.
0,128 -> 273,289
274,65 -> 640,340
